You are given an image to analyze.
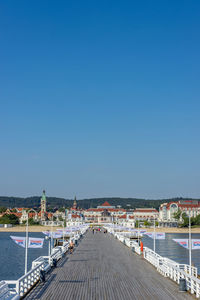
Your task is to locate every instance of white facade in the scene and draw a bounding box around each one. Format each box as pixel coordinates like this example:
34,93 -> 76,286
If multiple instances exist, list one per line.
159,200 -> 200,222
133,208 -> 158,221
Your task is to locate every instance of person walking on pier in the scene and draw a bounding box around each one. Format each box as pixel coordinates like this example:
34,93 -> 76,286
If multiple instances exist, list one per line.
69,240 -> 74,254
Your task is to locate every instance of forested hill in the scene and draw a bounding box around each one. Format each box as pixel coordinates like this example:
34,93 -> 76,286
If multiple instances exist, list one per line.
0,196 -> 199,210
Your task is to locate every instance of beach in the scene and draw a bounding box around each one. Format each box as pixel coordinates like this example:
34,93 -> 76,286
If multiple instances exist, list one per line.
1,225 -> 200,233
0,226 -> 63,232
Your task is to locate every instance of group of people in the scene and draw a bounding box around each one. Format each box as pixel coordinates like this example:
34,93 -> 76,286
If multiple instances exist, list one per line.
92,227 -> 107,234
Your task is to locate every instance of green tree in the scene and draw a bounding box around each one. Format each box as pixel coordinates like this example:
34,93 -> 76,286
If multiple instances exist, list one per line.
0,214 -> 19,225
58,207 -> 65,212
194,214 -> 200,225
173,209 -> 182,220
135,220 -> 140,228
181,213 -> 189,227
0,207 -> 7,213
143,220 -> 150,227
28,218 -> 39,225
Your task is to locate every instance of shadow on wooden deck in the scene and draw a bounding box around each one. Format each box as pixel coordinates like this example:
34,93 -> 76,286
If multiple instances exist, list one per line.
25,231 -> 194,300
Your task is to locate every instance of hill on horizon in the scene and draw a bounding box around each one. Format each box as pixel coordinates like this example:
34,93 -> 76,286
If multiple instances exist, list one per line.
0,196 -> 199,210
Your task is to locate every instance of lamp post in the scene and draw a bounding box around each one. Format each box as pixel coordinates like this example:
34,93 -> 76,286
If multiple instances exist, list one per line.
51,217 -> 54,254
189,208 -> 192,275
137,218 -> 140,244
62,220 -> 65,246
180,209 -> 192,275
45,234 -> 51,264
24,208 -> 36,274
153,214 -> 156,252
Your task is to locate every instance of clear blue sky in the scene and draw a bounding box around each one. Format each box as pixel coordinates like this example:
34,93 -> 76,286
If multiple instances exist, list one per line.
0,1 -> 200,199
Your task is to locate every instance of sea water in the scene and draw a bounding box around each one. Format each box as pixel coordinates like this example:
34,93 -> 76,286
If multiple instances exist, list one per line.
142,232 -> 200,273
0,232 -> 200,281
0,232 -> 48,280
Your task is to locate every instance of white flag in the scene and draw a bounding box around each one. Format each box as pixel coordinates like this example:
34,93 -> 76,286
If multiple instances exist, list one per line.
10,236 -> 26,248
28,237 -> 44,248
192,239 -> 200,250
156,233 -> 165,239
173,239 -> 188,249
144,232 -> 165,239
145,232 -> 154,238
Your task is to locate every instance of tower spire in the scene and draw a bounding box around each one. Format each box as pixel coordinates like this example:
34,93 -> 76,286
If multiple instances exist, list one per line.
73,196 -> 77,210
41,190 -> 47,220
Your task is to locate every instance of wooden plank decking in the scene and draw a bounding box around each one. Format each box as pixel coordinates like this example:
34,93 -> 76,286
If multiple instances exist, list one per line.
26,231 -> 193,300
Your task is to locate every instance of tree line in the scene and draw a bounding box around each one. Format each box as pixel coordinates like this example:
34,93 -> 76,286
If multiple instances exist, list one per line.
0,196 -> 197,210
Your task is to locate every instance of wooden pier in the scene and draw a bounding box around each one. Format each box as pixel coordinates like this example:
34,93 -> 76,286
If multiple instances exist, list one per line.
26,231 -> 193,299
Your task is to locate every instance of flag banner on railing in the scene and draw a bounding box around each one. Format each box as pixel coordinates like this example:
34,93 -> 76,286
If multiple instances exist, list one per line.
42,231 -> 62,238
192,240 -> 200,249
10,236 -> 26,247
174,239 -> 200,250
28,238 -> 44,248
52,233 -> 62,238
145,232 -> 154,238
42,231 -> 50,236
156,233 -> 165,239
127,229 -> 147,235
140,230 -> 147,235
173,239 -> 189,249
145,232 -> 165,239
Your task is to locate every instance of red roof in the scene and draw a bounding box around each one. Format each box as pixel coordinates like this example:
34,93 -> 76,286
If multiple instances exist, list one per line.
72,214 -> 81,218
134,209 -> 158,213
28,212 -> 36,218
178,204 -> 200,209
101,201 -> 111,207
118,215 -> 127,219
14,212 -> 22,217
160,201 -> 200,210
1,212 -> 22,217
86,208 -> 125,212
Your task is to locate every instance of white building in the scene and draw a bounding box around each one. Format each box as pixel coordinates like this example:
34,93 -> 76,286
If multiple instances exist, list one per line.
133,208 -> 158,221
159,200 -> 200,222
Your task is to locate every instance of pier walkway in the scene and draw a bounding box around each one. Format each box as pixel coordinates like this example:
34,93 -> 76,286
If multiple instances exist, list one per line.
26,231 -> 193,300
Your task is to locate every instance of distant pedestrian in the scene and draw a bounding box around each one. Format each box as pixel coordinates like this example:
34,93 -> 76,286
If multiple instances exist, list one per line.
70,240 -> 74,254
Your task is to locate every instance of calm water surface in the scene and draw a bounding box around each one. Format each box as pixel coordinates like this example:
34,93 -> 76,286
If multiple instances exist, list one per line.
0,232 -> 200,280
0,232 -> 48,280
142,233 -> 200,273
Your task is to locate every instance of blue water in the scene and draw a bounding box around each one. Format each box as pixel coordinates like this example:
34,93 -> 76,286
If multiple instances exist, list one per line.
0,232 -> 200,280
142,233 -> 200,273
0,232 -> 48,280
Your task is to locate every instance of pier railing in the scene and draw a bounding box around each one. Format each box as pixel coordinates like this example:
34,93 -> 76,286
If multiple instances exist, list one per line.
6,261 -> 45,296
1,227 -> 88,299
0,281 -> 20,300
107,228 -> 200,298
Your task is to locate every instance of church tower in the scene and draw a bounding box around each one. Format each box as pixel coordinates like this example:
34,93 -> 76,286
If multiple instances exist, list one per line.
73,196 -> 77,210
41,190 -> 47,220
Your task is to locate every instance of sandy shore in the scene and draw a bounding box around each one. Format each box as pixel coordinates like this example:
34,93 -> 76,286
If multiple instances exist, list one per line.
0,225 -> 200,233
145,227 -> 200,233
0,226 -> 63,232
